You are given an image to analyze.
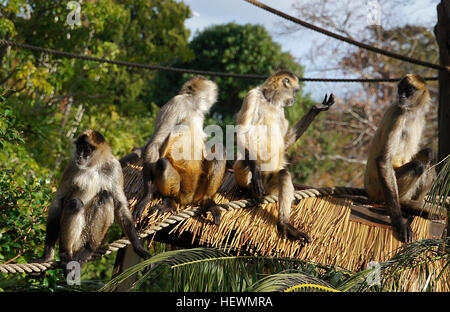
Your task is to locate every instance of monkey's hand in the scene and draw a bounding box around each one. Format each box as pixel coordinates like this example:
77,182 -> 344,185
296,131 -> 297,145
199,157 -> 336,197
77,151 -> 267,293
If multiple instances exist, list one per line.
314,93 -> 335,111
392,216 -> 414,243
251,170 -> 265,198
277,221 -> 312,245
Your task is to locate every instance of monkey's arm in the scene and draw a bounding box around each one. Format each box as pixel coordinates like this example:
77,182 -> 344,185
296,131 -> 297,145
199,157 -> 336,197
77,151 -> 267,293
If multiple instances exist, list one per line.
40,167 -> 75,262
285,94 -> 335,150
119,147 -> 143,168
376,155 -> 413,242
112,166 -> 151,260
114,192 -> 151,260
144,99 -> 184,164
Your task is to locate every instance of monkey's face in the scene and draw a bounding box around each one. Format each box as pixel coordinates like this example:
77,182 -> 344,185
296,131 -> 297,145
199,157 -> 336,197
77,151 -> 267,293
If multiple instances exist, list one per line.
264,73 -> 300,107
397,78 -> 417,107
397,75 -> 428,109
75,136 -> 95,168
278,76 -> 300,107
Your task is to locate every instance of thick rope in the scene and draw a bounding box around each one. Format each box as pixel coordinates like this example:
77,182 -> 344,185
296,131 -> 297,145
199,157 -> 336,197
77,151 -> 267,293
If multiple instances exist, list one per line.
244,0 -> 449,72
0,186 -> 365,274
0,39 -> 437,82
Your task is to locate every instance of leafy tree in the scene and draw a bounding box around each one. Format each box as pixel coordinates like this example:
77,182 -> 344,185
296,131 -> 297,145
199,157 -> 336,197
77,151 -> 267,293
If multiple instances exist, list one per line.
0,0 -> 193,177
0,0 -> 193,290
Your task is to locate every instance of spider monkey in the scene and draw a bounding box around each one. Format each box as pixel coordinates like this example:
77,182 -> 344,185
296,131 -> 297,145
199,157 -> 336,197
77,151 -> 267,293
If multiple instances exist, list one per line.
364,74 -> 437,243
233,70 -> 335,243
39,130 -> 150,267
133,76 -> 226,224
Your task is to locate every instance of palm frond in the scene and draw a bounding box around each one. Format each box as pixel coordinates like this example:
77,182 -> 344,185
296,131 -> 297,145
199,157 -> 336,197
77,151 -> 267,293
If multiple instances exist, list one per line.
101,247 -> 353,292
339,238 -> 450,292
247,272 -> 337,292
100,248 -> 232,292
427,155 -> 450,217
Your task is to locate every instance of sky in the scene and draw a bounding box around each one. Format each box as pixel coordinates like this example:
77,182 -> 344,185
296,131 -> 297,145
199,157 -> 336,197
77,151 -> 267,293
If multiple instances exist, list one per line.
180,0 -> 439,100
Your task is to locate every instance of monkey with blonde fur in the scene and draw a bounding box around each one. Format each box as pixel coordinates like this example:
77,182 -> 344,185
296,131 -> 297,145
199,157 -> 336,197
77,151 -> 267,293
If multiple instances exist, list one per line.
232,70 -> 335,242
132,76 -> 226,224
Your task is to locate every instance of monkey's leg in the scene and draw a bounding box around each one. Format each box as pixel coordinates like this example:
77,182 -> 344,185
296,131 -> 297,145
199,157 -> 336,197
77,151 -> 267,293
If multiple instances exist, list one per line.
395,160 -> 426,197
148,158 -> 180,215
376,156 -> 413,243
272,169 -> 312,244
59,198 -> 85,265
408,148 -> 436,202
133,162 -> 155,221
38,198 -> 65,262
73,191 -> 114,266
395,148 -> 438,218
233,160 -> 251,189
199,157 -> 227,225
234,157 -> 264,197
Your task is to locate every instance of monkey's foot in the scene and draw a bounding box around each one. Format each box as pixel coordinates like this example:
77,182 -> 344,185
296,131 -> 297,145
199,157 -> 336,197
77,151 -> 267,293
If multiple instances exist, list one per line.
392,217 -> 414,243
150,204 -> 176,216
200,199 -> 222,225
201,205 -> 222,225
133,195 -> 153,221
34,256 -> 54,264
277,222 -> 312,244
251,173 -> 265,198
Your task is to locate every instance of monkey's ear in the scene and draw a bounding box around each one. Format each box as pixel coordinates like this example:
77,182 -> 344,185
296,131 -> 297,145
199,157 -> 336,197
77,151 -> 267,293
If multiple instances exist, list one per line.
282,78 -> 290,88
186,85 -> 195,94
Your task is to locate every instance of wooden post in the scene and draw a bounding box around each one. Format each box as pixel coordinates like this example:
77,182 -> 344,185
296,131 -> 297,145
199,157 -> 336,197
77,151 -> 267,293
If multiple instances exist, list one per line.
434,0 -> 450,237
112,245 -> 142,291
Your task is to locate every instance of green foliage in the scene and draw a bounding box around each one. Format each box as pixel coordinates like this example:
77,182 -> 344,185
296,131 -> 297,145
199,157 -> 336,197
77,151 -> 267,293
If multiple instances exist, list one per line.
0,0 -> 190,291
101,247 -> 352,292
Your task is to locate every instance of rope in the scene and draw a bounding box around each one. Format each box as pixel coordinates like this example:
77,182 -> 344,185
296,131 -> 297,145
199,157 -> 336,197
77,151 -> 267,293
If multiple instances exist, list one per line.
0,39 -> 437,83
244,0 -> 449,72
0,186 -> 365,274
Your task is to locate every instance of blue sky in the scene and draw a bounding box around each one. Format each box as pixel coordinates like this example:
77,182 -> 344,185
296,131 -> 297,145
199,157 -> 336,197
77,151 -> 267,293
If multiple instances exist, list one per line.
180,0 -> 439,100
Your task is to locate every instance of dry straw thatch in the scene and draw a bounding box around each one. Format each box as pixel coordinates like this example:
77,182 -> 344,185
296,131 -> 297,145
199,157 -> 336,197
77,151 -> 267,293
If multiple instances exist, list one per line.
122,158 -> 448,291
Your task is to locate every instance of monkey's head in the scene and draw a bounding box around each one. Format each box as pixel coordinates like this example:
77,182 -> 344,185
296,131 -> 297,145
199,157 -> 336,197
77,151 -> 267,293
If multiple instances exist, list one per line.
397,74 -> 430,109
74,129 -> 110,168
262,70 -> 300,107
181,75 -> 218,113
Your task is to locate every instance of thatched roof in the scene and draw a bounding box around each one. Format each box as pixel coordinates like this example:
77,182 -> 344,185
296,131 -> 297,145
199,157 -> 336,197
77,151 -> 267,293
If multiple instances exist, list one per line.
122,158 -> 448,291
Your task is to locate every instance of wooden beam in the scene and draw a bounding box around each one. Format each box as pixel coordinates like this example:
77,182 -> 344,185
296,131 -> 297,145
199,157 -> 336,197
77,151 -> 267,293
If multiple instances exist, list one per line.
435,1 -> 450,167
434,0 -> 450,236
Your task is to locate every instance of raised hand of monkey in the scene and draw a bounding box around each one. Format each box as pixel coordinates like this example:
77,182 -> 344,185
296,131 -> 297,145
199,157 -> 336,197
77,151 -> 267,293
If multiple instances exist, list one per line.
284,93 -> 335,150
315,93 -> 335,111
